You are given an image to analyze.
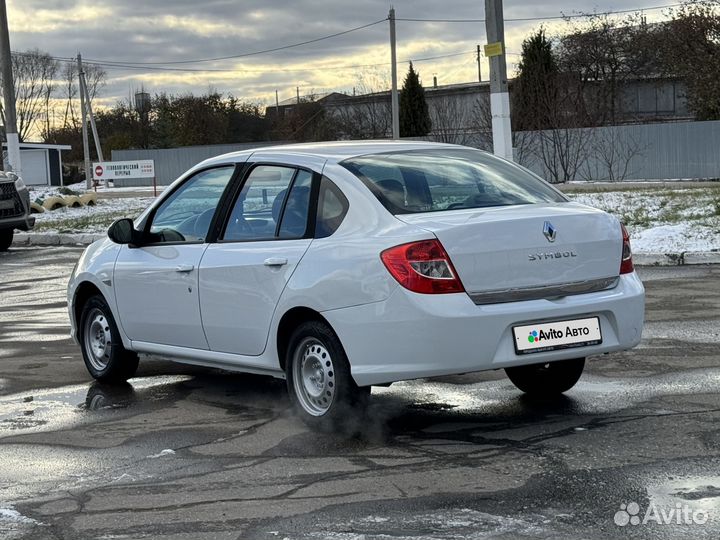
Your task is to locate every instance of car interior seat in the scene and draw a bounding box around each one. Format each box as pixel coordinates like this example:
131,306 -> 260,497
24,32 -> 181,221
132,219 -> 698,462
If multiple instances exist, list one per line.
375,179 -> 406,209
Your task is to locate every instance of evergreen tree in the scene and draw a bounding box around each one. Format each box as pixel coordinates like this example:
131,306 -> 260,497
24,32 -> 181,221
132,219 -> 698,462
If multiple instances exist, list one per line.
399,62 -> 431,137
512,29 -> 559,131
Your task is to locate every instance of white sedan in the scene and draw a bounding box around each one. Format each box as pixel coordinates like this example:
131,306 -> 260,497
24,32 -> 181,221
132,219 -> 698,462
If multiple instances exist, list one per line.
68,141 -> 644,430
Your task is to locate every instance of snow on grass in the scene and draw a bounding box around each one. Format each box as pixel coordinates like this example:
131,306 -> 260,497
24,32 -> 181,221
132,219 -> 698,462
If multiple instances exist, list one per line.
566,186 -> 720,253
26,184 -> 153,234
31,196 -> 153,233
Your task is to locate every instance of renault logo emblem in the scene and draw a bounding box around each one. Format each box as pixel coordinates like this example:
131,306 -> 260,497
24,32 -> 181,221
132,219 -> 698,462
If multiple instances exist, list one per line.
543,221 -> 556,243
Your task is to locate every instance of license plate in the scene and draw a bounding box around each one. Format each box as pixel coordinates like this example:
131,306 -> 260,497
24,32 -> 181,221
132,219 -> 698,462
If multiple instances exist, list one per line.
513,317 -> 602,354
0,199 -> 14,210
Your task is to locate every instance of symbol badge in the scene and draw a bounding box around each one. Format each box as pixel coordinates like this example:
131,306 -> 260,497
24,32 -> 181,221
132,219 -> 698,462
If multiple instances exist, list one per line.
543,221 -> 556,243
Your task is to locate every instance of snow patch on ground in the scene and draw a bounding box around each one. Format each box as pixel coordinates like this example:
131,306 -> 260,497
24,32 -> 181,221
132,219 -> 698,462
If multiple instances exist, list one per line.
567,188 -> 720,254
631,223 -> 720,253
0,508 -> 40,540
29,193 -> 152,233
147,449 -> 175,459
0,508 -> 37,523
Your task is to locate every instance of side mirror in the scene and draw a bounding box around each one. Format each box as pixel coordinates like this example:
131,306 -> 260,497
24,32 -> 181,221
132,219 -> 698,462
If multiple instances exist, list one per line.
108,218 -> 141,245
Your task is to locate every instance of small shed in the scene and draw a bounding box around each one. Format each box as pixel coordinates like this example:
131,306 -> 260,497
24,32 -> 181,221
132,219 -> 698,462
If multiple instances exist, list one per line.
2,142 -> 72,186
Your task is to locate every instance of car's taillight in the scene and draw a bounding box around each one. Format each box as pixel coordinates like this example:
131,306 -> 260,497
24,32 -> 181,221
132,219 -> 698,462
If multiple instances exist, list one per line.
620,224 -> 634,274
380,239 -> 465,294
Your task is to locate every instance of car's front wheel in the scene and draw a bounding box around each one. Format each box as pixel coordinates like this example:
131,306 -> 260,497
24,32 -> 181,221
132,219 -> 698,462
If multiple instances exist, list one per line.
79,295 -> 139,382
505,358 -> 585,396
285,321 -> 369,432
0,229 -> 13,251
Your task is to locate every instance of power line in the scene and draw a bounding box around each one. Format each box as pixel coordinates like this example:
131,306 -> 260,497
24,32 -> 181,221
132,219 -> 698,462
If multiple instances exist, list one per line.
82,18 -> 388,66
395,2 -> 683,23
26,49 -> 474,75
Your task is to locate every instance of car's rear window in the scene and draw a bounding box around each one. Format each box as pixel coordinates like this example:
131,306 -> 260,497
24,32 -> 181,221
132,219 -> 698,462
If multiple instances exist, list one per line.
341,148 -> 566,214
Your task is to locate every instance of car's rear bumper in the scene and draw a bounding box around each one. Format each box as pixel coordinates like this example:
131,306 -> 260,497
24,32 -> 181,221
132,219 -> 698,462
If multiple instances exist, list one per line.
323,272 -> 645,387
0,215 -> 34,231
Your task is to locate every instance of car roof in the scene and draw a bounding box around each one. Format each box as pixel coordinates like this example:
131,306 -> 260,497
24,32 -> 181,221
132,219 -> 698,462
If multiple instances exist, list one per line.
201,140 -> 464,168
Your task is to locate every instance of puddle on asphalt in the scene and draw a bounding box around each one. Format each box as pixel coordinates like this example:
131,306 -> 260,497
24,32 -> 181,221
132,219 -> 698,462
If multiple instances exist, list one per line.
648,476 -> 720,516
0,375 -> 193,438
373,367 -> 720,420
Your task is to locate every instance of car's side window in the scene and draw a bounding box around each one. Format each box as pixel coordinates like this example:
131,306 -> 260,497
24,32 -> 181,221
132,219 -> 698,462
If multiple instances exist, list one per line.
149,166 -> 235,243
223,165 -> 311,241
278,170 -> 312,239
315,176 -> 349,238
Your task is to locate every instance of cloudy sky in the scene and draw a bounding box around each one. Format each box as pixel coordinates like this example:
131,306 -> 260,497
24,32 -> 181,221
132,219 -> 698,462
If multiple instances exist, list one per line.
8,0 -> 677,109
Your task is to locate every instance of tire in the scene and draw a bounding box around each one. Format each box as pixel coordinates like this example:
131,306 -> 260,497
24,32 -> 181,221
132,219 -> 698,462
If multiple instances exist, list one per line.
505,358 -> 585,396
285,321 -> 369,433
0,229 -> 12,251
79,295 -> 139,383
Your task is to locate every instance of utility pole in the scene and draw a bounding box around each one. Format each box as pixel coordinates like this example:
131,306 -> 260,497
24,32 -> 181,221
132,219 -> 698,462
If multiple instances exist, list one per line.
79,70 -> 103,163
389,7 -> 399,139
485,0 -> 513,161
0,0 -> 20,178
77,54 -> 92,188
476,44 -> 482,83
296,86 -> 300,104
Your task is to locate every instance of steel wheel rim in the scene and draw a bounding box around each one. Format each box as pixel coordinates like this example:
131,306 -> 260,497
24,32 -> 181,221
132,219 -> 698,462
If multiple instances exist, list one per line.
292,337 -> 335,416
84,308 -> 112,371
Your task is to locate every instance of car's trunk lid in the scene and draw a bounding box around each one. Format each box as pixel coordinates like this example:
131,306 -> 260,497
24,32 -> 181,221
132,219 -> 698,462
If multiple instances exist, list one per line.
396,202 -> 622,297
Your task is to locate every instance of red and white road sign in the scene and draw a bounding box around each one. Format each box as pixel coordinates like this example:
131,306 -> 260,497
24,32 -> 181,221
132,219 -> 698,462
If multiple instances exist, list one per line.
92,160 -> 155,180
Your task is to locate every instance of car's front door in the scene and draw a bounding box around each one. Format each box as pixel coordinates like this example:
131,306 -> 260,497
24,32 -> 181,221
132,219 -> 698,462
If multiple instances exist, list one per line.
199,164 -> 315,356
113,166 -> 237,349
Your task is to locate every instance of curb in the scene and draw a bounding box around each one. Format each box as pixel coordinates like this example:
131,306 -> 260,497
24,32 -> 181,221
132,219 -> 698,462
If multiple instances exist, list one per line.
12,233 -> 105,247
11,234 -> 720,265
633,252 -> 720,266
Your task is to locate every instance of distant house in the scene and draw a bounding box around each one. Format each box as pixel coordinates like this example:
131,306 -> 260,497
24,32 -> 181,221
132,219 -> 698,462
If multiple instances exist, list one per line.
264,92 -> 351,122
266,77 -> 692,140
2,142 -> 71,186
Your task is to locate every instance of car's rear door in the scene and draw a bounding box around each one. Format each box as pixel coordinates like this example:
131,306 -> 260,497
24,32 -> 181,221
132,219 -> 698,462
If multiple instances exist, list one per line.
113,165 -> 238,349
198,160 -> 322,356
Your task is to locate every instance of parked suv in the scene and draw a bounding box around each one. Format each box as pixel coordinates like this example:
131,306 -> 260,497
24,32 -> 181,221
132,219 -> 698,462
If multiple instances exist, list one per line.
0,172 -> 34,251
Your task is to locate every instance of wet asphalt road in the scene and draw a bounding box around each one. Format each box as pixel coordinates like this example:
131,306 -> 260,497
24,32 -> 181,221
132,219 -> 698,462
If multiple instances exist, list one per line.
0,246 -> 719,540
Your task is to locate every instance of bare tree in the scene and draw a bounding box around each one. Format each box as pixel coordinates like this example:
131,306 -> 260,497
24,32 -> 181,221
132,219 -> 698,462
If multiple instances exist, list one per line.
555,14 -> 644,126
579,127 -> 646,181
529,126 -> 593,183
331,71 -> 391,139
59,61 -> 107,131
652,1 -> 720,120
0,49 -> 58,141
430,93 -> 473,145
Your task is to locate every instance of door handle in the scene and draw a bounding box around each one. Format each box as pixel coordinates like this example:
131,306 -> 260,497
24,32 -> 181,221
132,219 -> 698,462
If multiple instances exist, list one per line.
175,264 -> 195,273
264,257 -> 288,267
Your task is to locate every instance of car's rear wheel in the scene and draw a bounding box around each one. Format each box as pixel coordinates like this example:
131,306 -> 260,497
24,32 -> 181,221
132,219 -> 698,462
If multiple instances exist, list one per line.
0,229 -> 13,251
505,358 -> 585,396
285,321 -> 369,433
79,295 -> 138,383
